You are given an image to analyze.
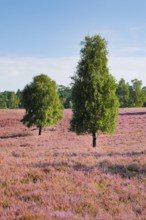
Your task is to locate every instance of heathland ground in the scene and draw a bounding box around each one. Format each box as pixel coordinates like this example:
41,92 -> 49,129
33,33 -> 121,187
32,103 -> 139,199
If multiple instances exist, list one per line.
0,108 -> 146,219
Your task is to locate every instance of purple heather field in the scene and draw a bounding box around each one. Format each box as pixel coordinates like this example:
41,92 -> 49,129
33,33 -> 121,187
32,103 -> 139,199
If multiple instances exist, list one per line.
0,108 -> 146,220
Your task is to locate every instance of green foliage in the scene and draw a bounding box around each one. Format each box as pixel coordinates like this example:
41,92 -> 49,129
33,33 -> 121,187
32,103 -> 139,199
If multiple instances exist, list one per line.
0,91 -> 20,109
58,85 -> 72,108
129,79 -> 144,107
70,35 -> 119,147
16,89 -> 23,108
0,93 -> 7,109
117,78 -> 146,107
9,93 -> 20,108
21,74 -> 63,135
116,78 -> 130,107
142,86 -> 146,106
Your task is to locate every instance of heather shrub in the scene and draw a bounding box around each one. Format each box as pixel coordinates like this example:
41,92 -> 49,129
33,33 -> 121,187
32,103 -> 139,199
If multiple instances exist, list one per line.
0,108 -> 146,219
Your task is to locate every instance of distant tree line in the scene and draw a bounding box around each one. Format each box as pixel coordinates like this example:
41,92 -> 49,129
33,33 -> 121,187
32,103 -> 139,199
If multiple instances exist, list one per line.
58,79 -> 146,109
58,85 -> 72,108
0,90 -> 21,109
0,78 -> 146,109
58,78 -> 146,109
0,86 -> 72,109
116,78 -> 146,107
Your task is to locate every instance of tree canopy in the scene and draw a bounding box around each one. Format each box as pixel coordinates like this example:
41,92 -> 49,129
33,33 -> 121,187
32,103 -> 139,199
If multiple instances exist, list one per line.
70,35 -> 119,147
21,74 -> 63,135
116,78 -> 130,107
116,78 -> 146,107
58,85 -> 72,108
0,91 -> 20,109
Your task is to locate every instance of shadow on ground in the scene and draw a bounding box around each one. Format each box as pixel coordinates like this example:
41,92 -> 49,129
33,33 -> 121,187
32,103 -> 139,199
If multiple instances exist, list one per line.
120,111 -> 146,116
0,133 -> 32,139
33,156 -> 146,179
97,160 -> 146,178
49,150 -> 146,158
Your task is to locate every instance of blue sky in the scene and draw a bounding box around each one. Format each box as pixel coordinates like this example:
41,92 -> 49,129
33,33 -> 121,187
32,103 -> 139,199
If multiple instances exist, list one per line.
0,0 -> 146,91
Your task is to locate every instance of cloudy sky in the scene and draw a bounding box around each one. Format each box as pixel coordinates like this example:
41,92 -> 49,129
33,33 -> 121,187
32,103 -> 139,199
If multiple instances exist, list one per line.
0,0 -> 146,91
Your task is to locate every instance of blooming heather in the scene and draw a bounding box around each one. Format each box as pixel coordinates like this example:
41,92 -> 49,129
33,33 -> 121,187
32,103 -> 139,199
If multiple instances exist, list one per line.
0,108 -> 146,219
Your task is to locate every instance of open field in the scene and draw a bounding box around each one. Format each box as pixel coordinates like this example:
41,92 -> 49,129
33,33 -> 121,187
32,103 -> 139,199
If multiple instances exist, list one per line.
0,108 -> 146,220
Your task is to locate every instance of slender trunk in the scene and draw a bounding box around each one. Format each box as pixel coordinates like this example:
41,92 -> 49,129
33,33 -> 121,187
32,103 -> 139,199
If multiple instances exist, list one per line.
38,126 -> 42,135
92,132 -> 96,147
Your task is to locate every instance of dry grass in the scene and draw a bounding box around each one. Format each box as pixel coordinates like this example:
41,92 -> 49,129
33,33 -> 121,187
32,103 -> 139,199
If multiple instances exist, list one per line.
0,108 -> 146,220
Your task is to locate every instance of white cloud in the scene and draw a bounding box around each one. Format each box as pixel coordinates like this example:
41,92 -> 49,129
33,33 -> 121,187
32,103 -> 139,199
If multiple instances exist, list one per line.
0,56 -> 79,91
1,55 -> 146,92
109,56 -> 146,86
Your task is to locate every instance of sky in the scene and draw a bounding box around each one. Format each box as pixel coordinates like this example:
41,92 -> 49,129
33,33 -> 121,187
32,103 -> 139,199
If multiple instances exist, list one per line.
0,0 -> 146,91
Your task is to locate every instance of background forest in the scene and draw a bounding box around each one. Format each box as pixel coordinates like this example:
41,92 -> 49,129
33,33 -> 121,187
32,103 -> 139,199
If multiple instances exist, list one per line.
0,78 -> 146,109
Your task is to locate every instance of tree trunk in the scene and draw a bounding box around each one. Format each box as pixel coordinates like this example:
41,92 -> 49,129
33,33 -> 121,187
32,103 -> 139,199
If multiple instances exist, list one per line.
92,132 -> 96,147
38,126 -> 42,135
